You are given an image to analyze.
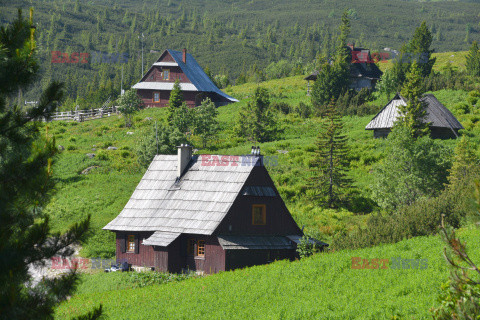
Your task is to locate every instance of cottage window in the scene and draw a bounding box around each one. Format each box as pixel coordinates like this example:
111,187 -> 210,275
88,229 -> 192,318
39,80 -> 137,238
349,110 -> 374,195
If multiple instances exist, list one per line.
162,69 -> 170,80
252,204 -> 266,225
197,240 -> 205,257
127,235 -> 135,252
153,92 -> 160,102
187,239 -> 195,255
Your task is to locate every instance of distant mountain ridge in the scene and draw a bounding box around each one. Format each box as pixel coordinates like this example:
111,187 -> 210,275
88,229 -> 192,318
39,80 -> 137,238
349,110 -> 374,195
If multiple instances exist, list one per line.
2,0 -> 479,102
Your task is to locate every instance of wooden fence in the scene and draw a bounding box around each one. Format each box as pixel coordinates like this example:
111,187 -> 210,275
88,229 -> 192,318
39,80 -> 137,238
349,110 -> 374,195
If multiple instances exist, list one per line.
41,106 -> 119,122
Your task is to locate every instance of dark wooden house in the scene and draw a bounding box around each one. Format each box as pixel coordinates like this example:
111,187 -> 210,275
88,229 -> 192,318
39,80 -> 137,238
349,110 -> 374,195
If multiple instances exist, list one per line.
304,44 -> 383,92
132,49 -> 238,108
103,146 -> 324,274
365,93 -> 464,139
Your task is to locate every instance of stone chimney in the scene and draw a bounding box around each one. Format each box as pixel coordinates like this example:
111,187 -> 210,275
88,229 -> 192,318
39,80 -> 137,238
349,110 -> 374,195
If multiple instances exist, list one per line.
182,48 -> 187,64
177,144 -> 192,177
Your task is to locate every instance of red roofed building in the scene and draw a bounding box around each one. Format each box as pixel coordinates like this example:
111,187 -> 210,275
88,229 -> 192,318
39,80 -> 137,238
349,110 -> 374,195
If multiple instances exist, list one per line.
132,49 -> 238,108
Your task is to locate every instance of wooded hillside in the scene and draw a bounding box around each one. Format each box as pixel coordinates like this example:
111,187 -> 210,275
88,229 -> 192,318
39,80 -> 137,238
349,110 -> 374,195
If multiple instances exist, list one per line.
2,0 -> 480,105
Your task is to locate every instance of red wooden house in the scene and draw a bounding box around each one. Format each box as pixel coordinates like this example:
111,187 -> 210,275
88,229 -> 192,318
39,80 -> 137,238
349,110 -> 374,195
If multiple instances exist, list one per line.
132,49 -> 238,108
103,146 -> 326,274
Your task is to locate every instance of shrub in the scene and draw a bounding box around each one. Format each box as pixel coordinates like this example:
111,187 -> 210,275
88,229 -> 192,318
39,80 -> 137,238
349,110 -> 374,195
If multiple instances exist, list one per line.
467,96 -> 478,106
121,150 -> 130,158
97,151 -> 109,160
468,90 -> 480,98
66,145 -> 76,151
454,102 -> 470,114
294,102 -> 312,118
332,191 -> 462,251
101,141 -> 113,149
296,234 -> 317,259
271,101 -> 291,115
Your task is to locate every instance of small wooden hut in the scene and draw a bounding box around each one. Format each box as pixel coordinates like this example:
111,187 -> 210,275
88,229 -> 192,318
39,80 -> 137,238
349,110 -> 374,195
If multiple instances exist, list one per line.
365,93 -> 464,139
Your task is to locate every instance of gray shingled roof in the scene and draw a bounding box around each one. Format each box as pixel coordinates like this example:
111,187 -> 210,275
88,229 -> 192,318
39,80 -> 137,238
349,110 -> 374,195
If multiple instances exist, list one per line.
143,231 -> 181,247
217,235 -> 294,250
366,93 -> 464,130
103,155 -> 260,234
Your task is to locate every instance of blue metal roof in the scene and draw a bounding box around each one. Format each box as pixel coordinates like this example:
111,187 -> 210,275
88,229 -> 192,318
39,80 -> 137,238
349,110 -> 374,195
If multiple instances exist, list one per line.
168,49 -> 238,102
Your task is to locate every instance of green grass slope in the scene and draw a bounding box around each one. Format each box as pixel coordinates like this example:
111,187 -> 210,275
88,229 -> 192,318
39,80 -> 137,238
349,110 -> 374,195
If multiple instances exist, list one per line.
55,226 -> 480,319
43,73 -> 477,257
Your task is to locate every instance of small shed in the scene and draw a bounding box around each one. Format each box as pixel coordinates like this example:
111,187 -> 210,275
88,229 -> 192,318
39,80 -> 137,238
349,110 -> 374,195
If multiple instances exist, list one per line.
365,93 -> 464,139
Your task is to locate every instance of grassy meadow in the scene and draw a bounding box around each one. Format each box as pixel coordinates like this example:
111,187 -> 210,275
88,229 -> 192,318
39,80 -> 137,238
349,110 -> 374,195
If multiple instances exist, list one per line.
39,54 -> 480,319
377,51 -> 469,73
55,226 -> 480,319
43,72 -> 478,258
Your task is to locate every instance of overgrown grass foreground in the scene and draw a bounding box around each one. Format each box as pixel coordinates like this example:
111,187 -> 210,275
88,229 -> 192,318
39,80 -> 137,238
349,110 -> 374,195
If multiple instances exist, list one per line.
55,226 -> 479,319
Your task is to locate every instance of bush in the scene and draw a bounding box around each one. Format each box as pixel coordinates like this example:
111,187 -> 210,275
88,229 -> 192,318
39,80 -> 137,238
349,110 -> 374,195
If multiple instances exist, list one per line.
332,191 -> 462,251
467,95 -> 478,106
294,102 -> 312,118
101,141 -> 113,149
296,234 -> 319,259
66,145 -> 76,151
468,90 -> 480,98
121,150 -> 130,158
271,101 -> 291,115
454,102 -> 471,114
97,151 -> 109,160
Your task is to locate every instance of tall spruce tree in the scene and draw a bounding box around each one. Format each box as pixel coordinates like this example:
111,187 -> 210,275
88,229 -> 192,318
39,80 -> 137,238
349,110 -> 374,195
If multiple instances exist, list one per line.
0,10 -> 101,319
408,21 -> 436,78
466,41 -> 480,77
308,101 -> 351,208
396,61 -> 430,138
391,22 -> 436,87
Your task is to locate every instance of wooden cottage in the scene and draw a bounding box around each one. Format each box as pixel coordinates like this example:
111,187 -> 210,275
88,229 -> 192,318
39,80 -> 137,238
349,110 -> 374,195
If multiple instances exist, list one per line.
365,93 -> 464,139
103,146 -> 324,274
304,44 -> 383,92
132,49 -> 238,108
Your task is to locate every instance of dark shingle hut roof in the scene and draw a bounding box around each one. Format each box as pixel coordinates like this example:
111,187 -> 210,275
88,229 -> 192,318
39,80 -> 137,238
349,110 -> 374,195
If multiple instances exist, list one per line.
103,155 -> 261,237
350,60 -> 383,80
304,70 -> 320,81
366,93 -> 464,131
